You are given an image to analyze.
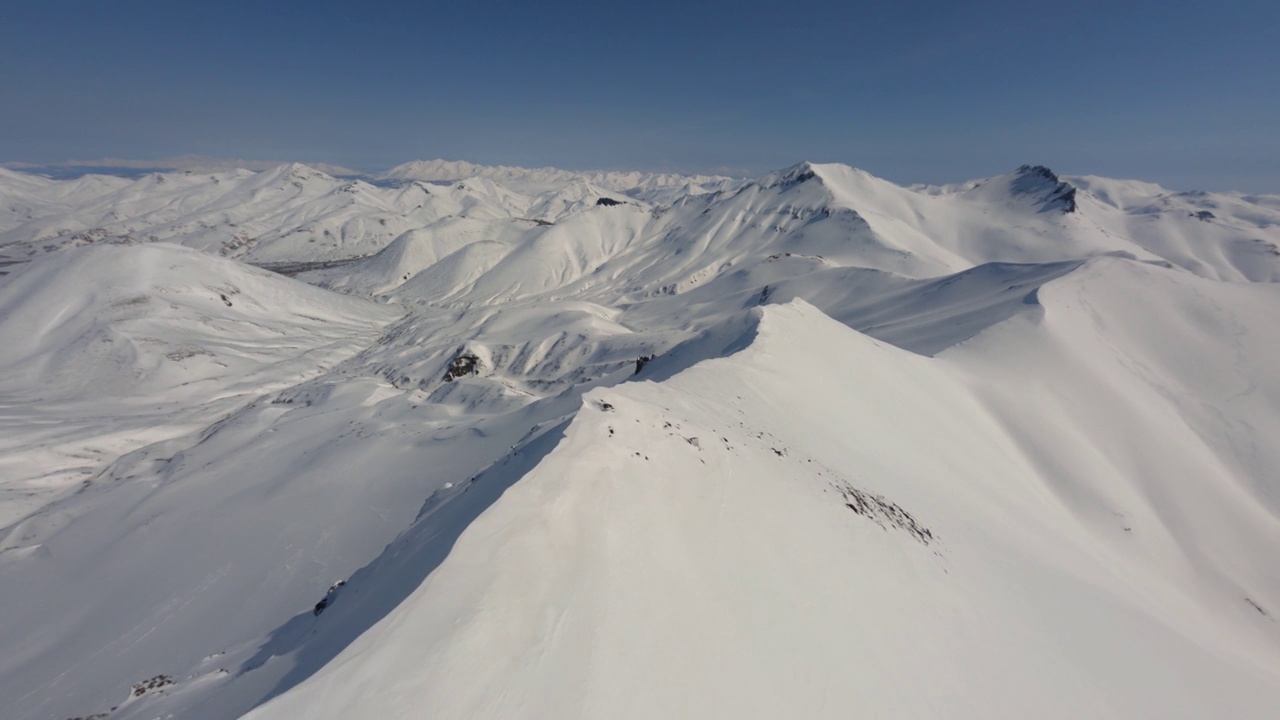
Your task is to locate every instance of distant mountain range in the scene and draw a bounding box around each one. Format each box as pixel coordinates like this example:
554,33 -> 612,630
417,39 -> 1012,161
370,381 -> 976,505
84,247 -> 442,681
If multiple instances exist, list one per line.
2,159 -> 1278,719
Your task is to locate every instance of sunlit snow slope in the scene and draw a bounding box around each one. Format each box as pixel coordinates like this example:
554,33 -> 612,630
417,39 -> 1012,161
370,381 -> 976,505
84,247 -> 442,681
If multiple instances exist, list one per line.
0,160 -> 1277,719
246,278 -> 1280,720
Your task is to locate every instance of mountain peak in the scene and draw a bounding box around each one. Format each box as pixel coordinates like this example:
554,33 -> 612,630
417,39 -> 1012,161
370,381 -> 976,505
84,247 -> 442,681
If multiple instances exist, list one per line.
1011,164 -> 1078,213
1015,164 -> 1061,183
259,161 -> 325,179
760,161 -> 823,189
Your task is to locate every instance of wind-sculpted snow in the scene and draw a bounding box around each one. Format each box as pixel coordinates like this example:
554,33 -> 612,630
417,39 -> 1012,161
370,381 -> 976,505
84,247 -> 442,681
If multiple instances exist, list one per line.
4,159 -> 1279,285
0,159 -> 1278,719
0,243 -> 401,526
245,297 -> 1280,719
0,243 -> 397,400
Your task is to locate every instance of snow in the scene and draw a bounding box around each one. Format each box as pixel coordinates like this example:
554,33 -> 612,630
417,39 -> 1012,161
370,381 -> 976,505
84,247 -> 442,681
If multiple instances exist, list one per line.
0,242 -> 401,526
248,294 -> 1280,719
379,158 -> 739,200
0,158 -> 1277,719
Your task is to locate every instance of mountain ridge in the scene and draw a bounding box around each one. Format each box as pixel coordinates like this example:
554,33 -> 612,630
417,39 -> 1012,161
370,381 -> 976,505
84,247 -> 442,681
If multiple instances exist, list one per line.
1,158 -> 1278,719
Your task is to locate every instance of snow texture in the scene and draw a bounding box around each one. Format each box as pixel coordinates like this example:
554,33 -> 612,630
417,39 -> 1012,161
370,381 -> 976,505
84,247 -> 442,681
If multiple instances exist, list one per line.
0,159 -> 1277,720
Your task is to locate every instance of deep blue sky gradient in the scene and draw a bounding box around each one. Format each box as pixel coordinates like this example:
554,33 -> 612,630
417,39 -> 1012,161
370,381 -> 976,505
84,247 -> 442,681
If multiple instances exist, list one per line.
3,0 -> 1277,190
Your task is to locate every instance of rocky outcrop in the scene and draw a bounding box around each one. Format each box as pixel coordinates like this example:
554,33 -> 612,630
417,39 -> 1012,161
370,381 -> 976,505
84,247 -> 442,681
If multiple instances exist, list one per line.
442,351 -> 481,382
1012,165 -> 1078,213
313,580 -> 347,616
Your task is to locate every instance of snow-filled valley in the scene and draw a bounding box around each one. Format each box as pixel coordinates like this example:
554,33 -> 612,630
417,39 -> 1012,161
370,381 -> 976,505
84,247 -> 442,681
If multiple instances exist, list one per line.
1,160 -> 1278,719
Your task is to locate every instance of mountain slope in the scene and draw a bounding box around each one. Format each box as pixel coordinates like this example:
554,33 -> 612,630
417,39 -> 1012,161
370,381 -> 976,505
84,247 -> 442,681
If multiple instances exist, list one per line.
0,240 -> 401,540
245,285 -> 1280,719
2,160 -> 1279,720
6,160 -> 1278,287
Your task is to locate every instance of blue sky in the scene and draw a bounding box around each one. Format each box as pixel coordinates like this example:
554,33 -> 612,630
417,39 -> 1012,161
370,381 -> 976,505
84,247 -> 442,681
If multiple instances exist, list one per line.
3,0 -> 1277,191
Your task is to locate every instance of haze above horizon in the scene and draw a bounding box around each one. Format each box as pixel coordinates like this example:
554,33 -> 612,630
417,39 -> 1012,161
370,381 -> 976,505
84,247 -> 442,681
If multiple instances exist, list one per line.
3,0 -> 1277,192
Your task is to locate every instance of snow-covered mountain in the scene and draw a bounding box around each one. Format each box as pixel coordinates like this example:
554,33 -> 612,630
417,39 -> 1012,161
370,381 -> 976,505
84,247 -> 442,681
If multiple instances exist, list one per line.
1,159 -> 1278,719
379,158 -> 740,200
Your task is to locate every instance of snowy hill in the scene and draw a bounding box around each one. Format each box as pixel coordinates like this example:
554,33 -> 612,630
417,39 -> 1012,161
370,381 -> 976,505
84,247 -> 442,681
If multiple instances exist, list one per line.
379,158 -> 739,200
4,159 -> 1278,283
0,159 -> 1278,719
0,164 -> 527,265
248,286 -> 1280,719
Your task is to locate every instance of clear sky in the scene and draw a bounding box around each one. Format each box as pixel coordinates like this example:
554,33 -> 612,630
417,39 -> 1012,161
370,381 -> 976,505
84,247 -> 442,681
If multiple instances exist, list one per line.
3,0 -> 1278,191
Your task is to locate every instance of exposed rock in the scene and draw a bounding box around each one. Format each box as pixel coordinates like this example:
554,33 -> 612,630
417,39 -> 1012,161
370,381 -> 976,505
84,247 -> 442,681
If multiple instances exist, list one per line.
634,354 -> 653,375
1013,165 -> 1078,213
833,481 -> 934,545
1246,597 -> 1271,618
765,165 -> 817,189
442,351 -> 481,382
131,674 -> 174,697
313,580 -> 347,616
